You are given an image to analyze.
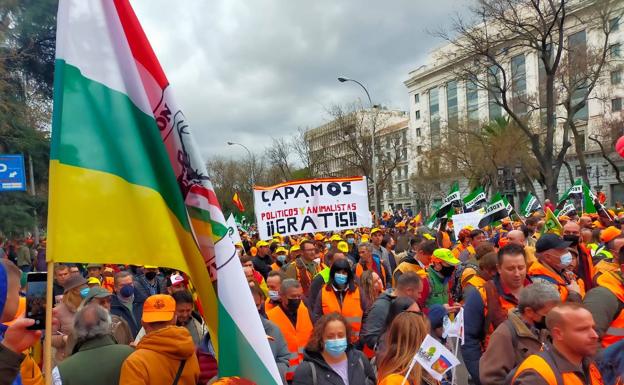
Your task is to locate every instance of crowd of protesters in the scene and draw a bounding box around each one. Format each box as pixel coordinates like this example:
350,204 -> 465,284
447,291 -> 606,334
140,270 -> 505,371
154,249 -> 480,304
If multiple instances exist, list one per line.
2,206 -> 624,385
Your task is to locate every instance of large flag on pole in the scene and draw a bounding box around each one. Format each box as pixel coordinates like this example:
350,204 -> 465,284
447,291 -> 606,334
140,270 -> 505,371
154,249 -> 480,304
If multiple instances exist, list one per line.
557,178 -> 597,214
520,193 -> 541,217
436,182 -> 461,218
478,193 -> 508,228
49,1 -> 281,383
463,186 -> 487,212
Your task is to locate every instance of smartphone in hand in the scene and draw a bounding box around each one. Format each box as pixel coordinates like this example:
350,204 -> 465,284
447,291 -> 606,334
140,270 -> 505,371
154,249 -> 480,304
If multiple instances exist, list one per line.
26,272 -> 47,330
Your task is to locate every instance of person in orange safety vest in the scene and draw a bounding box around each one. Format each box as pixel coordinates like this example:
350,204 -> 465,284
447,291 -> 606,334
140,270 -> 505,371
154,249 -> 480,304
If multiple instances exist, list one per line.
511,303 -> 604,385
266,278 -> 313,382
312,258 -> 364,344
529,234 -> 583,303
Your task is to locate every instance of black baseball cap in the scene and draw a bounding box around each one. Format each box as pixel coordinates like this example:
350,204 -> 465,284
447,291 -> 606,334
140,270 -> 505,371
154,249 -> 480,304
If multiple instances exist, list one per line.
535,233 -> 572,253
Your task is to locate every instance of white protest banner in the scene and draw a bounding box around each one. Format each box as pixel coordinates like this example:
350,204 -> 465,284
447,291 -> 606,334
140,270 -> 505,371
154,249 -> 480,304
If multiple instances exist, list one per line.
415,334 -> 461,381
226,214 -> 242,245
254,176 -> 372,240
451,210 -> 485,239
442,308 -> 465,344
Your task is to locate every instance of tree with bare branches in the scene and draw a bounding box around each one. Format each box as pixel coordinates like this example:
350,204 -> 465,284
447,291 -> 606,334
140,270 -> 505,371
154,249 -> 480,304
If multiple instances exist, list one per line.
436,0 -> 620,201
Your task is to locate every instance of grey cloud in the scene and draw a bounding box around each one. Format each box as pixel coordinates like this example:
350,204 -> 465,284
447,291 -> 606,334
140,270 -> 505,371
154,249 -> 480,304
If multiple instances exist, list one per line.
133,0 -> 470,159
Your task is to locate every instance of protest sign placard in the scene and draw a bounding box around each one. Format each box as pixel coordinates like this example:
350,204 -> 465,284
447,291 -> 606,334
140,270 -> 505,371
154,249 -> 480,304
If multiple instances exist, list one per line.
415,334 -> 461,381
253,176 -> 372,240
451,210 -> 485,239
226,214 -> 242,245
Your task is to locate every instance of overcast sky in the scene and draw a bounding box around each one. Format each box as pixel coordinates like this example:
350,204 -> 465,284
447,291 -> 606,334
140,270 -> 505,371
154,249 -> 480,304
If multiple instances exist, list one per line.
132,0 -> 470,161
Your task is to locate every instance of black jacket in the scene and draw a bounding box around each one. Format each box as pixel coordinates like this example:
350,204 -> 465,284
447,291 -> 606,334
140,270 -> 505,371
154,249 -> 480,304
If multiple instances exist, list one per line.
110,295 -> 142,338
292,348 -> 375,385
360,292 -> 394,349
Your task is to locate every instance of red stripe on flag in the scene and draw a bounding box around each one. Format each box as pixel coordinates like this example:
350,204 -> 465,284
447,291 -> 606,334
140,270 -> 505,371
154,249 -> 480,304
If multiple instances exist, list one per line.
188,185 -> 221,210
112,0 -> 169,89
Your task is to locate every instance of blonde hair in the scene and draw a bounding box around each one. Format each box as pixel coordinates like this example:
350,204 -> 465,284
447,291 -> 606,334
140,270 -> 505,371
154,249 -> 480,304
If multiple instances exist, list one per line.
359,270 -> 379,307
377,312 -> 430,385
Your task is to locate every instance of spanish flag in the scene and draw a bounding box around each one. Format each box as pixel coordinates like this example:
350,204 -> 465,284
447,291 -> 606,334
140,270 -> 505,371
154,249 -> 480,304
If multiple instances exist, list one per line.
232,192 -> 246,212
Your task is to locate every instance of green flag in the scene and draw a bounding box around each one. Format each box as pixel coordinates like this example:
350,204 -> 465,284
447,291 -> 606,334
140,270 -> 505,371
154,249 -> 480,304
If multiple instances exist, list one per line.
520,193 -> 541,217
557,178 -> 597,214
478,193 -> 508,228
436,182 -> 461,218
463,186 -> 487,212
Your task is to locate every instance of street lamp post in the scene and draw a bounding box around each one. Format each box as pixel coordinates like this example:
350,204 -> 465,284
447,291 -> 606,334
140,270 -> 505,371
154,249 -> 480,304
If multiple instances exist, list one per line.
227,141 -> 255,187
337,76 -> 379,216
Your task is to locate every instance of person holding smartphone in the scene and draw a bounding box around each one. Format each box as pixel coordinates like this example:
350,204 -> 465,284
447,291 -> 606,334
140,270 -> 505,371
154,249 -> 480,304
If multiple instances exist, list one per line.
0,259 -> 43,385
51,275 -> 88,364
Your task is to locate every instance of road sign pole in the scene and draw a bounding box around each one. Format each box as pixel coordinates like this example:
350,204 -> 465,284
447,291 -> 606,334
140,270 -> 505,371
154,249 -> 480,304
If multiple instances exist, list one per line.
28,154 -> 40,244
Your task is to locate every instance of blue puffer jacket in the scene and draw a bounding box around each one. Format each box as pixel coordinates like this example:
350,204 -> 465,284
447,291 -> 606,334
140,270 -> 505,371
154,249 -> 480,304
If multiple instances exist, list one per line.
0,262 -> 24,385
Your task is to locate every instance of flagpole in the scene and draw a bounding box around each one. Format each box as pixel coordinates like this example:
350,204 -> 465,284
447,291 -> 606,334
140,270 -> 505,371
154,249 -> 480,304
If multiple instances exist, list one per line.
451,336 -> 460,385
400,354 -> 419,385
44,260 -> 54,385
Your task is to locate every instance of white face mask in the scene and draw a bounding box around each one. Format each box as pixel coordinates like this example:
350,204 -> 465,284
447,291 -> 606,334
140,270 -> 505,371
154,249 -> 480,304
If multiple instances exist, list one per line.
313,258 -> 321,265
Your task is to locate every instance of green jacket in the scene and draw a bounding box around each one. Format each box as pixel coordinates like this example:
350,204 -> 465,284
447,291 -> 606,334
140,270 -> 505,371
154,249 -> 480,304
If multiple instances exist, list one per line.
426,267 -> 449,307
56,335 -> 133,385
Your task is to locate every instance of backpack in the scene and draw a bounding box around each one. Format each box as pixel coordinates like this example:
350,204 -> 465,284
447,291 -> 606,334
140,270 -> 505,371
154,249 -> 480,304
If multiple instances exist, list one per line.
450,261 -> 479,303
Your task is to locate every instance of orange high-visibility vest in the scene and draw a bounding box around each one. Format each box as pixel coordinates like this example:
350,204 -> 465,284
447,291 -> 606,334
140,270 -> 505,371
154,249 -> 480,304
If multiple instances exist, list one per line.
477,281 -> 518,350
355,262 -> 387,288
511,351 -> 604,385
392,261 -> 427,287
528,261 -> 571,301
465,275 -> 486,291
320,286 -> 363,342
267,303 -> 313,381
595,271 -> 624,348
265,298 -> 278,312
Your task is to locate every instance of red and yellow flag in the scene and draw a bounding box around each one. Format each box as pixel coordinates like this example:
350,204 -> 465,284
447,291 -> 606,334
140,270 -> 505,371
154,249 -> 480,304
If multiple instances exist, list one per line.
232,192 -> 245,212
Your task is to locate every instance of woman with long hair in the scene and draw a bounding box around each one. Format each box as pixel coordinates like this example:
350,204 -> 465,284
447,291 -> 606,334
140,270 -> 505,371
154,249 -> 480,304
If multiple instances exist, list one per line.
375,297 -> 419,360
359,270 -> 383,313
292,313 -> 375,385
377,312 -> 437,385
51,275 -> 89,363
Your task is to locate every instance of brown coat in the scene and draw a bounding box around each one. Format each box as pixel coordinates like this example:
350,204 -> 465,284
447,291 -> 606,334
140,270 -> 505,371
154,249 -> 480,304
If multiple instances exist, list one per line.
479,309 -> 547,385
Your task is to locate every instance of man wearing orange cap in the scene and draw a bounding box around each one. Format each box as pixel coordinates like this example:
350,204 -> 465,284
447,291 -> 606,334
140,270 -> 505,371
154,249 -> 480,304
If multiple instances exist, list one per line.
120,294 -> 200,385
594,226 -> 623,264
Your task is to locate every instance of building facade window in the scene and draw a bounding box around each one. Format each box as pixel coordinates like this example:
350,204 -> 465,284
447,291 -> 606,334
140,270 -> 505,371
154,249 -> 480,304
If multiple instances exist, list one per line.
466,79 -> 479,130
511,54 -> 527,114
414,93 -> 420,103
416,127 -> 421,137
611,70 -> 622,85
447,80 -> 459,132
611,43 -> 622,58
569,30 -> 588,121
611,17 -> 620,31
415,110 -> 421,120
429,88 -> 440,147
613,97 -> 622,111
488,66 -> 502,121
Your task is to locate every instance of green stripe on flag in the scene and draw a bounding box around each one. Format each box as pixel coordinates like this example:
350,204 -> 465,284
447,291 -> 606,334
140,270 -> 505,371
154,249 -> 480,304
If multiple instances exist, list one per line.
187,206 -> 230,237
51,60 -> 189,229
218,302 -> 280,385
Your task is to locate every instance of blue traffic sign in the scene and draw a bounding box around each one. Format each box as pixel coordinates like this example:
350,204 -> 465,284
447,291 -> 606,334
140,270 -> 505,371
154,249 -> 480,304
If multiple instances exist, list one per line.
0,154 -> 27,191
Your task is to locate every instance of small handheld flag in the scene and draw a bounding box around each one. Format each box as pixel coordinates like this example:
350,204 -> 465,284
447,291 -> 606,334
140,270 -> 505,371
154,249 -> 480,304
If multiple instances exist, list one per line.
232,192 -> 245,212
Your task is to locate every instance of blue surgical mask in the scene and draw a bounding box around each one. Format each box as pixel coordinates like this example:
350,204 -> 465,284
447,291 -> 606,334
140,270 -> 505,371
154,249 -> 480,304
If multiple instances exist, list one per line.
324,338 -> 348,356
560,252 -> 573,267
80,287 -> 90,299
347,238 -> 355,245
325,243 -> 331,250
277,255 -> 287,263
268,290 -> 280,301
334,273 -> 348,286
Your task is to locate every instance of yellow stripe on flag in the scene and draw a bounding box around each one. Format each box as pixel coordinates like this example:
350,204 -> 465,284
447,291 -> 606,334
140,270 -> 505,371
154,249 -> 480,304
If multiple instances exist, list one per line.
47,160 -> 218,341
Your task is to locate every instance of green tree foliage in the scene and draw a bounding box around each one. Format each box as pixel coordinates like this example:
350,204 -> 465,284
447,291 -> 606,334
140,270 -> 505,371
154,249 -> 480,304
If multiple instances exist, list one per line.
0,0 -> 56,236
